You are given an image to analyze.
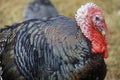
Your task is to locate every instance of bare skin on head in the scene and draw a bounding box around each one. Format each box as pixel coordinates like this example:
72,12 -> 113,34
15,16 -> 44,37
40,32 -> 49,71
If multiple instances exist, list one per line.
75,3 -> 108,58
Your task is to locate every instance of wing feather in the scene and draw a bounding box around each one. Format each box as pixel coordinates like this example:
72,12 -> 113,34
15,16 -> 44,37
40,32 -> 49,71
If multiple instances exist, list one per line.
14,16 -> 92,79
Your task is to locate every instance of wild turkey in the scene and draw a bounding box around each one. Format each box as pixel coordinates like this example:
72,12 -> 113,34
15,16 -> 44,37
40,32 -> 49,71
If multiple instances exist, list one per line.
0,2 -> 108,80
23,0 -> 58,20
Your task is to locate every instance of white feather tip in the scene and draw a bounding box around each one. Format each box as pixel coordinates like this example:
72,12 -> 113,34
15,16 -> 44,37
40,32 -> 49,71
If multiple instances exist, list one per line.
75,2 -> 98,21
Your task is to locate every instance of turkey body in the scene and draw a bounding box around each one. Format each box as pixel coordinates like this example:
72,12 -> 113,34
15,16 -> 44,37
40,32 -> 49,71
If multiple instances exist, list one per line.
1,16 -> 107,80
0,1 -> 108,79
23,0 -> 58,20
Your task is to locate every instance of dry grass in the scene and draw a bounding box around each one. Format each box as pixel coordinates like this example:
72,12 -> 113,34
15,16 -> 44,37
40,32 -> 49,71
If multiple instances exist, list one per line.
0,0 -> 120,80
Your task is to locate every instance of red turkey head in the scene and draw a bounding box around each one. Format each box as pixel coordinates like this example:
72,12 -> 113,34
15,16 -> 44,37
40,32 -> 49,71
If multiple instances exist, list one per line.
75,2 -> 108,58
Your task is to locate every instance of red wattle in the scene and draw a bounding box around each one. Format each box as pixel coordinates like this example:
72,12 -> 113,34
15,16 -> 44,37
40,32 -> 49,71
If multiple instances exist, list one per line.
91,33 -> 108,58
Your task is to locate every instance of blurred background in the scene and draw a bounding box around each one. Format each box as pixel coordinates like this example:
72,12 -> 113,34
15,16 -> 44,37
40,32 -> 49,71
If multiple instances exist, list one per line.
0,0 -> 120,80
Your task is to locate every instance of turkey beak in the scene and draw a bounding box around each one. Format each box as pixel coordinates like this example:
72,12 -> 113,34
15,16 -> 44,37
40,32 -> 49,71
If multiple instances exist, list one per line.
97,26 -> 106,37
101,30 -> 105,37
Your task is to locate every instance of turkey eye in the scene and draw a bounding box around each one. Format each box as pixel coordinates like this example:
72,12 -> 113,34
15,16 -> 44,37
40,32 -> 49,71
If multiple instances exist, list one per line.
95,16 -> 100,21
93,16 -> 101,23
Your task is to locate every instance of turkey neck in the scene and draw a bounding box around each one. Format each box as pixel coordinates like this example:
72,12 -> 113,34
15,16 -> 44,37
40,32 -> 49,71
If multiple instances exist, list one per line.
77,16 -> 108,58
76,30 -> 106,79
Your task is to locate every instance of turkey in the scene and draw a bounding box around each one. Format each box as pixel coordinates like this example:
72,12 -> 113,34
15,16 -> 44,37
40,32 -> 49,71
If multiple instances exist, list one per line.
23,0 -> 58,20
0,2 -> 108,80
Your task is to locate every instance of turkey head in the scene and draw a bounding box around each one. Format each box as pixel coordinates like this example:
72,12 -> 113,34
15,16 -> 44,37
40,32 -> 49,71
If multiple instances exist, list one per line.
75,2 -> 108,58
